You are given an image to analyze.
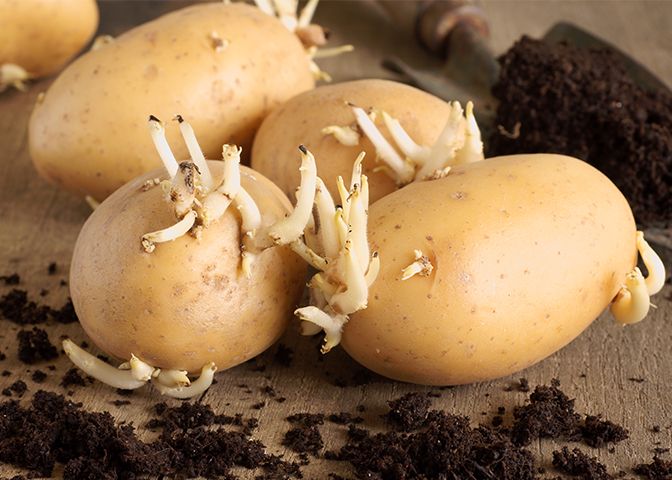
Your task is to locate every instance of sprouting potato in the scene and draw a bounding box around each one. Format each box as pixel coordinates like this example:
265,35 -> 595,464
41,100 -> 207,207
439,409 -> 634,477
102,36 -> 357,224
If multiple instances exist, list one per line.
28,1 -> 320,203
300,153 -> 665,385
293,107 -> 665,386
64,116 -> 311,398
0,0 -> 99,91
250,78 -> 481,205
63,113 -> 381,397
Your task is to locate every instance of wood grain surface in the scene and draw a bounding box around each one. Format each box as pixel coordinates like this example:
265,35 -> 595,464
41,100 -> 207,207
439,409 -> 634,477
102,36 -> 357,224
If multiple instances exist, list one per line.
1,1 -> 671,479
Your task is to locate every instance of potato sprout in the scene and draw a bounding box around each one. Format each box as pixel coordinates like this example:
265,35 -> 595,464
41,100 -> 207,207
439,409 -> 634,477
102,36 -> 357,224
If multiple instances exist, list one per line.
140,115 -> 318,259
401,250 -> 434,280
64,338 -> 218,398
323,100 -> 484,185
610,231 -> 666,326
294,153 -> 380,353
0,64 -> 31,92
253,0 -> 353,81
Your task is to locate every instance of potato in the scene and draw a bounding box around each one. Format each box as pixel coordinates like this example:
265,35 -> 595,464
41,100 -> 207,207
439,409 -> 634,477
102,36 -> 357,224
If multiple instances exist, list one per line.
0,0 -> 99,91
28,2 -> 315,202
250,79 -> 459,204
337,154 -> 644,385
69,160 -> 307,379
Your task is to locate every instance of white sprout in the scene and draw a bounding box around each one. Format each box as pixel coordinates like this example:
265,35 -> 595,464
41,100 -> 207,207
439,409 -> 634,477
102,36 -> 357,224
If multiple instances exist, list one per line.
208,30 -> 229,53
238,146 -> 320,277
141,117 -> 312,268
636,230 -> 665,296
0,63 -> 31,92
610,268 -> 651,326
295,306 -> 345,353
63,337 -> 217,398
252,0 -> 341,50
347,190 -> 369,273
610,230 -> 666,326
153,368 -> 190,389
266,146 -> 318,245
312,177 -> 341,260
414,101 -> 464,181
351,105 -> 415,185
252,0 -> 352,81
62,339 -> 148,390
85,195 -> 100,210
306,49 -> 332,82
328,239 -> 369,315
311,44 -> 355,59
235,186 -> 264,236
320,125 -> 360,146
256,0 -> 299,31
148,116 -> 179,179
126,354 -> 155,382
348,152 -> 365,196
297,0 -> 319,29
199,144 -> 242,227
401,250 -> 434,280
252,0 -> 276,17
452,101 -> 483,166
323,100 -> 484,186
378,109 -> 432,165
365,252 -> 380,287
141,210 -> 197,253
168,162 -> 198,220
299,320 -> 324,337
294,152 -> 379,353
333,207 -> 349,251
286,239 -> 328,273
336,176 -> 351,221
236,186 -> 264,278
150,363 -> 218,398
305,44 -> 356,82
90,34 -> 114,51
174,115 -> 215,192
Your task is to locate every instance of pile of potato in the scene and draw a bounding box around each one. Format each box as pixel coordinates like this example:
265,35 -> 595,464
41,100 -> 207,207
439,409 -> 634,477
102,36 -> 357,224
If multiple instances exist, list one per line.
11,1 -> 664,395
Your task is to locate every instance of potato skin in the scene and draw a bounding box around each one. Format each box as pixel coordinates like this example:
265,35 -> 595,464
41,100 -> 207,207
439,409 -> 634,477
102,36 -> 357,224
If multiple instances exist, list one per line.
29,2 -> 314,201
70,162 -> 307,374
342,154 -> 637,385
250,79 -> 453,204
0,0 -> 99,79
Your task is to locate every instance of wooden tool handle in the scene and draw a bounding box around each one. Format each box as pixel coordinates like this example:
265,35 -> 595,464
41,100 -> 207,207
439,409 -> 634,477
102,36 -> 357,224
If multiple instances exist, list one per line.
379,0 -> 490,58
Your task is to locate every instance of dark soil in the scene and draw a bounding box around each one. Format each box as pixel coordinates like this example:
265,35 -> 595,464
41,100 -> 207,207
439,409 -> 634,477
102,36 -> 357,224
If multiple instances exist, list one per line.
0,390 -> 301,479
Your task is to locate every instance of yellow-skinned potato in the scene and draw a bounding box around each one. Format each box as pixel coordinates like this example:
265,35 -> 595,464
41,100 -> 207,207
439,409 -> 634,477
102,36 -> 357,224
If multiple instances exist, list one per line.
251,79 -> 458,205
0,0 -> 99,91
69,159 -> 307,394
29,2 -> 315,202
339,154 -> 643,385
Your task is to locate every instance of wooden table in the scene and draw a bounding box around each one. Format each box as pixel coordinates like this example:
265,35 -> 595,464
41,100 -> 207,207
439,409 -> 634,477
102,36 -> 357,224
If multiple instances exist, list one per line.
1,1 -> 671,478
